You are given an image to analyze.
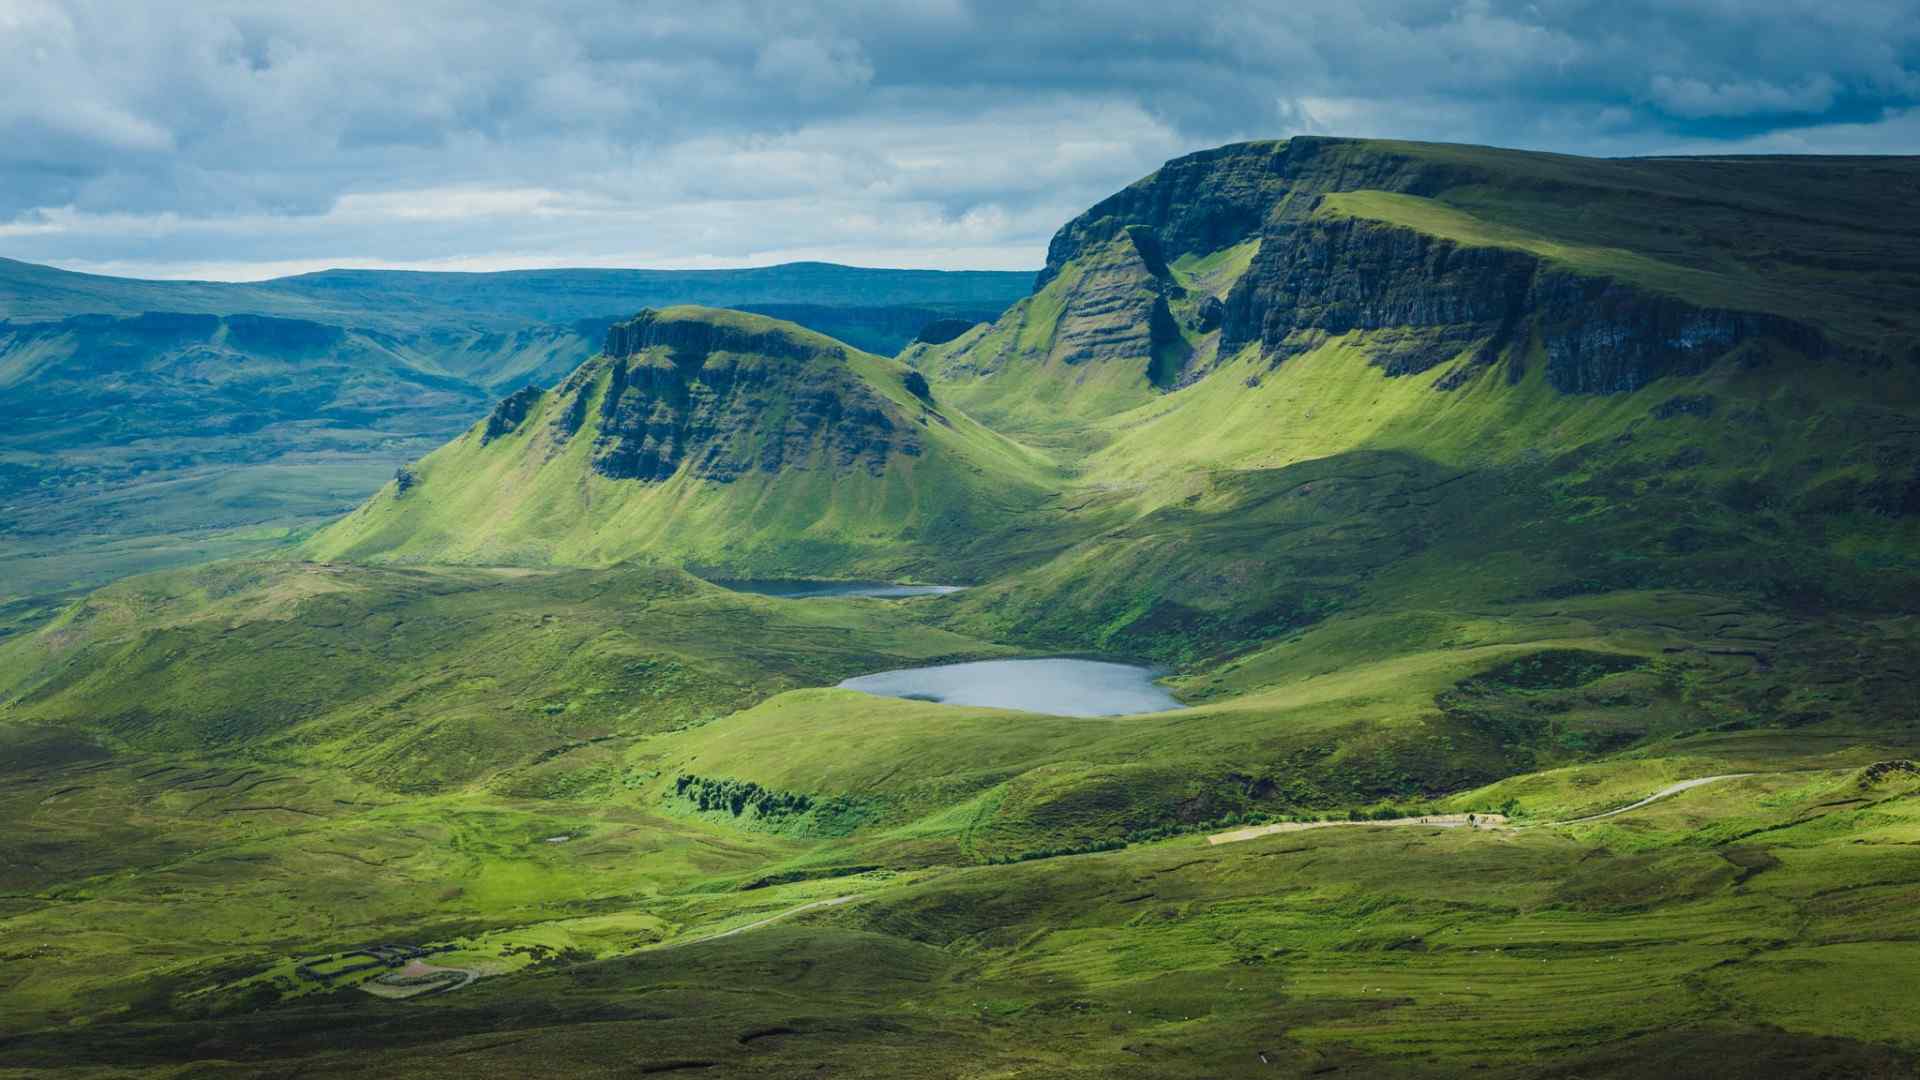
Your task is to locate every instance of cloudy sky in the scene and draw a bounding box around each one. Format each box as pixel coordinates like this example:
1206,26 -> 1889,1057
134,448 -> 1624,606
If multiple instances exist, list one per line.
4,0 -> 1917,280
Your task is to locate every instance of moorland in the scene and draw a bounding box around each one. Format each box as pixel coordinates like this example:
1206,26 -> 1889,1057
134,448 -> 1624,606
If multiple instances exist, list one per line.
2,136 -> 1918,1078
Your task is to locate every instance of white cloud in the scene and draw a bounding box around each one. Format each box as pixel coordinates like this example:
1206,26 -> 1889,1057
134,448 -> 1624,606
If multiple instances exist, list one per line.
0,1 -> 1914,279
1649,74 -> 1841,118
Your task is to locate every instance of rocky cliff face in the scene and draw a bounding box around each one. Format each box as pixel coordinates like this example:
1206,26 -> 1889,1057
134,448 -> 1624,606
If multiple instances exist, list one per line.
1045,229 -> 1184,369
1217,215 -> 1827,393
301,305 -> 1042,573
1030,136 -> 1829,397
517,309 -> 920,484
1524,271 -> 1826,393
1038,138 -> 1476,287
480,385 -> 543,444
1218,215 -> 1535,379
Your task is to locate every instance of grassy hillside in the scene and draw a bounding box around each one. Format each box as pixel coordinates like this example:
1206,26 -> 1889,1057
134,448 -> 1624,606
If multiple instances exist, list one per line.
1,663 -> 1914,1077
303,307 -> 1059,577
0,560 -> 1008,793
0,261 -> 1030,627
891,138 -> 1920,671
909,137 -> 1920,445
3,138 -> 1919,1076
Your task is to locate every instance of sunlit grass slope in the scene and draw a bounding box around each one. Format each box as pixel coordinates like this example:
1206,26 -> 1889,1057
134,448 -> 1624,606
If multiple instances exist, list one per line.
3,716 -> 1915,1078
0,559 -> 1007,791
303,306 -> 1058,578
911,137 -> 1920,449
5,139 -> 1920,1077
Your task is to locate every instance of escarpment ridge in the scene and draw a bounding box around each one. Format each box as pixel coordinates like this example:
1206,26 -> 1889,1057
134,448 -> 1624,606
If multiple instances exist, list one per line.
301,306 -> 1051,574
920,136 -> 1917,432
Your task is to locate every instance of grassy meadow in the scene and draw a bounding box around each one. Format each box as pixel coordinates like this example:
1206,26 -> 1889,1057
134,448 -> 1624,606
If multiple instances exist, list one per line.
3,139 -> 1917,1076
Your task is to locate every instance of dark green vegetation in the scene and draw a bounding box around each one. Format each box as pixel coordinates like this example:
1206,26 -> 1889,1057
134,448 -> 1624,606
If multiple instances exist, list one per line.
0,258 -> 1026,622
303,306 -> 1055,575
4,138 -> 1919,1077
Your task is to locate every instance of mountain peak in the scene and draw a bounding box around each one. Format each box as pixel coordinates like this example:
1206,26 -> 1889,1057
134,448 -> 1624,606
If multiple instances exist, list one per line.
576,306 -> 909,484
602,305 -> 850,367
919,137 -> 1920,435
304,307 -> 1048,573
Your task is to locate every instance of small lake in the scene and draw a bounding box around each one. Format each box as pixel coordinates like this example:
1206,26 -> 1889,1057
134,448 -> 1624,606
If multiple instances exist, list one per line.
715,579 -> 964,599
837,658 -> 1185,717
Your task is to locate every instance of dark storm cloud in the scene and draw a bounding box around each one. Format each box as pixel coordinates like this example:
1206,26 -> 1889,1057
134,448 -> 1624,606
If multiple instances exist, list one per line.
2,0 -> 1915,278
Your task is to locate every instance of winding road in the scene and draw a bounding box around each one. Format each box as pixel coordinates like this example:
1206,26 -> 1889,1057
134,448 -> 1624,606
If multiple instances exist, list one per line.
657,894 -> 863,951
1207,813 -> 1507,846
1206,774 -> 1758,846
1543,773 -> 1754,826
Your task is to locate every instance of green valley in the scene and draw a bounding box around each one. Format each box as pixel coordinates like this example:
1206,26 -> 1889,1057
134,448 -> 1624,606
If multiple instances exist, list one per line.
0,260 -> 1031,620
3,137 -> 1917,1078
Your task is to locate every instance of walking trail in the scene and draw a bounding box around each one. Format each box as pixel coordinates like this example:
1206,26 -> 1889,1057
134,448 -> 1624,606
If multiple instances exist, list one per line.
1542,773 -> 1754,825
1207,813 -> 1508,846
1206,774 -> 1755,846
656,894 -> 862,951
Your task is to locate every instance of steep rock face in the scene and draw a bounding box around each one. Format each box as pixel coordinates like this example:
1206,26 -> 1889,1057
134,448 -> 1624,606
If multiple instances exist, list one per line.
1526,271 -> 1826,393
1047,232 -> 1182,368
224,314 -> 349,355
546,309 -> 919,483
604,307 -> 818,364
1033,136 -> 1829,397
1038,137 -> 1478,285
1193,296 -> 1225,333
1220,216 -> 1536,377
1219,216 -> 1827,392
300,305 -> 1047,574
481,385 -> 543,444
923,138 -> 1498,408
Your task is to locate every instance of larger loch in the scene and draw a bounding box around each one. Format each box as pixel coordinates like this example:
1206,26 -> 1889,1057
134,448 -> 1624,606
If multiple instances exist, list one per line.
837,658 -> 1184,717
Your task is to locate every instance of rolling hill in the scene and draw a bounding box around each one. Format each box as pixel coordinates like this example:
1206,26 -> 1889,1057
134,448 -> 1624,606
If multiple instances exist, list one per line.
905,137 -> 1920,662
3,138 -> 1918,1078
0,258 -> 1029,626
302,306 -> 1056,576
0,256 -> 1031,336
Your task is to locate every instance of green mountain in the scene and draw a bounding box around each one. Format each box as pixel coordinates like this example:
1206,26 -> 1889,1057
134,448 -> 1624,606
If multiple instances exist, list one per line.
302,306 -> 1055,575
910,137 -> 1920,661
4,139 -> 1919,1078
0,259 -> 1028,625
911,138 -> 1919,434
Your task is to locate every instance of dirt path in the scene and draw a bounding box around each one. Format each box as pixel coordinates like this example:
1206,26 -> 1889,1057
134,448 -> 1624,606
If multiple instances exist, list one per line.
657,894 -> 862,951
1545,774 -> 1754,825
1207,813 -> 1509,846
1205,775 -> 1758,847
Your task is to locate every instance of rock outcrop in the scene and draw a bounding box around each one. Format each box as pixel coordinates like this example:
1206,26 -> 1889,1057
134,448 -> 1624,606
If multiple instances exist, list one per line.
1525,272 -> 1825,393
299,304 -> 1044,573
1218,215 -> 1536,378
1031,136 -> 1830,396
481,385 -> 543,444
1045,231 -> 1180,369
1216,214 -> 1825,392
1193,296 -> 1225,333
1037,137 -> 1476,289
534,309 -> 920,484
